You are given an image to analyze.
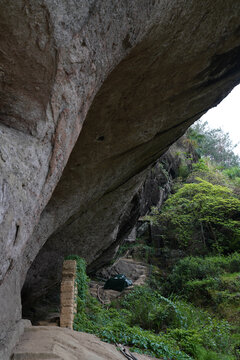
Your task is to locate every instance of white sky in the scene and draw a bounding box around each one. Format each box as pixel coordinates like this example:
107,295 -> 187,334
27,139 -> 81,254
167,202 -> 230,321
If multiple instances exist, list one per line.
197,84 -> 240,155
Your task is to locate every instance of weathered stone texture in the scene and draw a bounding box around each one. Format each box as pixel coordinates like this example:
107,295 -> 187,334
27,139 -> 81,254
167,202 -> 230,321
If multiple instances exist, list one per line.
60,260 -> 77,329
12,326 -> 157,360
1,1 -> 240,358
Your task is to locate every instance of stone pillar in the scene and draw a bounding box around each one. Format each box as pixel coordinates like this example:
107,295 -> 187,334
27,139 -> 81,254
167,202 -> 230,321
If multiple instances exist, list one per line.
60,260 -> 77,329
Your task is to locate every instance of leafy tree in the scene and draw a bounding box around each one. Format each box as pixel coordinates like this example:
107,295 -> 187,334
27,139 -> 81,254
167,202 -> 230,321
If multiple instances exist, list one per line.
188,121 -> 240,168
149,178 -> 240,254
185,158 -> 230,187
222,166 -> 240,197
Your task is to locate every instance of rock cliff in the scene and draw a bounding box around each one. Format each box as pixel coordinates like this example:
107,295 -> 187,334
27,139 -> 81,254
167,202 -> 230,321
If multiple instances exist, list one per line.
1,1 -> 240,358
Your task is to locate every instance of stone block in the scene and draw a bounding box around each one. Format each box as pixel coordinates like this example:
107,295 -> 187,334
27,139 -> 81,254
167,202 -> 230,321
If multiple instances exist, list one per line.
60,260 -> 78,330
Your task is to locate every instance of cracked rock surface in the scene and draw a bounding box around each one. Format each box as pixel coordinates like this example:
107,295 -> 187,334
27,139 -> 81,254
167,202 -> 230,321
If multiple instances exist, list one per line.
1,1 -> 240,358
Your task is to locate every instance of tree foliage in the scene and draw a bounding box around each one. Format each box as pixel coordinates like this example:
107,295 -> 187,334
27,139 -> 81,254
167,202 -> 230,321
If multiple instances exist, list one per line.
150,178 -> 240,254
188,121 -> 240,168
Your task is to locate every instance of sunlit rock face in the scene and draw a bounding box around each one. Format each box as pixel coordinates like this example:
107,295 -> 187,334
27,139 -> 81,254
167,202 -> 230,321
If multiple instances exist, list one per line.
1,1 -> 240,358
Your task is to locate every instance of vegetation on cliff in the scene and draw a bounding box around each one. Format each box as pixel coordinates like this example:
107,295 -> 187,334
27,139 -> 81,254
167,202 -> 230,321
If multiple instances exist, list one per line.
146,177 -> 240,254
187,121 -> 240,169
72,254 -> 237,360
72,121 -> 240,360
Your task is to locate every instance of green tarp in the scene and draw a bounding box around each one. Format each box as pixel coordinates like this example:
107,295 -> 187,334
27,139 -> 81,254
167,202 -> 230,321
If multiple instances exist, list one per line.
104,274 -> 133,292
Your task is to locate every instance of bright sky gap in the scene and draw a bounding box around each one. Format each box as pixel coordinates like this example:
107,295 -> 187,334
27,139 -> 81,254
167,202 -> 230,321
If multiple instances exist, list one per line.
197,84 -> 240,156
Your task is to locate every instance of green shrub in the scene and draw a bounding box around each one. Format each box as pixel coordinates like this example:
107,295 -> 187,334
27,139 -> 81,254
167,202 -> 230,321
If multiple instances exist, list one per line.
97,324 -> 192,360
223,166 -> 240,180
69,255 -> 235,360
74,292 -> 192,360
191,346 -> 234,360
178,163 -> 190,180
168,329 -> 202,357
192,159 -> 210,172
162,254 -> 240,296
117,286 -> 183,332
228,252 -> 240,272
162,256 -> 222,295
148,178 -> 240,254
73,284 -> 233,359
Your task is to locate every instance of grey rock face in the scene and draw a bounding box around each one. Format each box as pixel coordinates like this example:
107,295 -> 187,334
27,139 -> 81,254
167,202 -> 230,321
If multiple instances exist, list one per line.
20,138 -> 194,312
1,1 -> 240,358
